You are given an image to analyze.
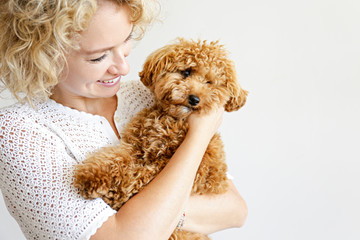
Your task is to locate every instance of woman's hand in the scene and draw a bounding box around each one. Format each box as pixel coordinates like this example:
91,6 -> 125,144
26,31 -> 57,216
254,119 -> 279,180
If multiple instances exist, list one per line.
188,107 -> 225,141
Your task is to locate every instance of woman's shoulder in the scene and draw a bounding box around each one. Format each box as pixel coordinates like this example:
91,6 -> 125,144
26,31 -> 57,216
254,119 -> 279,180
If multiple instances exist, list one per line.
0,103 -> 45,145
0,100 -> 64,138
0,102 -> 39,125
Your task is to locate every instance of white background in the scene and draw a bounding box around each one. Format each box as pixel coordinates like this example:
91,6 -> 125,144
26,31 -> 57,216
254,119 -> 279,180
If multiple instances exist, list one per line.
1,0 -> 360,239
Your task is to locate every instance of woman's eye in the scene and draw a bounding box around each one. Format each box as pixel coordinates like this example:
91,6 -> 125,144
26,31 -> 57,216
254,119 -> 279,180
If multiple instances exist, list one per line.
90,54 -> 107,63
181,68 -> 192,78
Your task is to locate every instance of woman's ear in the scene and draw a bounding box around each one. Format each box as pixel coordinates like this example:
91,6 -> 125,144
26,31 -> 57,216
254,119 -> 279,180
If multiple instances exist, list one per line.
224,63 -> 248,112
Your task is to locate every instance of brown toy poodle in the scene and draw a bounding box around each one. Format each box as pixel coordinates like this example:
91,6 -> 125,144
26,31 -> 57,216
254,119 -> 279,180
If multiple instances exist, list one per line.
74,38 -> 248,240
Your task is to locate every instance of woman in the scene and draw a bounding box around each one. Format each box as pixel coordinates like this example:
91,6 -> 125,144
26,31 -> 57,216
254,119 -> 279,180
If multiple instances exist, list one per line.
0,0 -> 247,239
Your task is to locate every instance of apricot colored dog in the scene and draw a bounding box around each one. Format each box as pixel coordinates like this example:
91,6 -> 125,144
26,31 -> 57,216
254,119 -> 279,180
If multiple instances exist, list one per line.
74,39 -> 247,240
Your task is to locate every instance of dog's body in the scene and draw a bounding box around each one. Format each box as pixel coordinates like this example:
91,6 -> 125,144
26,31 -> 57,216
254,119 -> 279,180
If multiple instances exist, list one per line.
74,39 -> 247,240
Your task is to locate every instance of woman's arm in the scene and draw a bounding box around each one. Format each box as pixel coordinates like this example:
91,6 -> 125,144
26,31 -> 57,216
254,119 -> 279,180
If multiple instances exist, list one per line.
183,180 -> 248,235
91,108 -> 225,240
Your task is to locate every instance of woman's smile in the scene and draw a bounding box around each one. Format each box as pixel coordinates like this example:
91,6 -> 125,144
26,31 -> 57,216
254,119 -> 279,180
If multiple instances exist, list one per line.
97,75 -> 121,87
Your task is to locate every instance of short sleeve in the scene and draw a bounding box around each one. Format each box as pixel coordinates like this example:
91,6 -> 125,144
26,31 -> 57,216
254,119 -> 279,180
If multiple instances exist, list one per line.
0,111 -> 116,240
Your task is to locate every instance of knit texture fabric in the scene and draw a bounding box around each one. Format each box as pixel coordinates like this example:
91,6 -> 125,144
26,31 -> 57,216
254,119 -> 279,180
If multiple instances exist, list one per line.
0,79 -> 154,240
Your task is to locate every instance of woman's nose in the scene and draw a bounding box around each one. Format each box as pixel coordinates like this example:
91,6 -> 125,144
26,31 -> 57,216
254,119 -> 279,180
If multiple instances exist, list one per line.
108,52 -> 130,76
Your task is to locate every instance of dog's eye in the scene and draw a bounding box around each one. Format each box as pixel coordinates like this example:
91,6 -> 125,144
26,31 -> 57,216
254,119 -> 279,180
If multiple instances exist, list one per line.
206,81 -> 212,84
180,68 -> 192,78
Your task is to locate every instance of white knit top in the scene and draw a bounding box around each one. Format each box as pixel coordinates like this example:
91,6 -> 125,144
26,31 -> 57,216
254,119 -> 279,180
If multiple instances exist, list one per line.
0,79 -> 154,240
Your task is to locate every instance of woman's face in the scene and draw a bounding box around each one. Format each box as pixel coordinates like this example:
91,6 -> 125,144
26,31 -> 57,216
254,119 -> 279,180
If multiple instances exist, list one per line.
54,1 -> 133,100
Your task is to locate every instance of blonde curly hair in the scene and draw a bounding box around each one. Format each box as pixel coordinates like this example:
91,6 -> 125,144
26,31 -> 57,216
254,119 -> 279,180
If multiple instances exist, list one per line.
0,0 -> 159,103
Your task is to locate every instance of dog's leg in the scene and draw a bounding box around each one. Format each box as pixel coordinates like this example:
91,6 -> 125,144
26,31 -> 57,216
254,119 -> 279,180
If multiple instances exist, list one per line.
192,133 -> 229,195
74,144 -> 163,210
169,230 -> 211,240
73,146 -> 136,207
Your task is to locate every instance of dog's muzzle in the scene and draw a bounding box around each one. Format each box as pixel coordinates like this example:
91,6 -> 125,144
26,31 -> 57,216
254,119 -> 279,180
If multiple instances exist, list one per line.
188,95 -> 200,106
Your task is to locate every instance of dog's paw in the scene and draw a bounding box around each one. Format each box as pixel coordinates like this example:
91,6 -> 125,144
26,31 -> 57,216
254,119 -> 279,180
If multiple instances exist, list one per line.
73,158 -> 115,199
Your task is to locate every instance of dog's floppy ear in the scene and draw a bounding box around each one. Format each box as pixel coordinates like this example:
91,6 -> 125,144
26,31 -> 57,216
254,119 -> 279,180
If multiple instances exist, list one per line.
139,54 -> 157,89
139,46 -> 170,89
224,63 -> 248,112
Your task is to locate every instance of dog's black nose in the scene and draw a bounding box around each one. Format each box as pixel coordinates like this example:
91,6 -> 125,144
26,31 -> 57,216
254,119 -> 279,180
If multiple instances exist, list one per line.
188,95 -> 200,106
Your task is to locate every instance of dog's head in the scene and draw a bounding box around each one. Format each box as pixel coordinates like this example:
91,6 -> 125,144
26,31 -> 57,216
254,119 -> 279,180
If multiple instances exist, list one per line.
139,39 -> 247,118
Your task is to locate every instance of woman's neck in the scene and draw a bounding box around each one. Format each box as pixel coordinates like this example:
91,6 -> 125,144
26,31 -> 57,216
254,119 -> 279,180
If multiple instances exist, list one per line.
51,93 -> 120,139
52,95 -> 115,115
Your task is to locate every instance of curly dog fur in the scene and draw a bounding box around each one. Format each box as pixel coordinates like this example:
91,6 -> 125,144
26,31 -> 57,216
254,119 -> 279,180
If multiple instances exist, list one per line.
74,39 -> 247,239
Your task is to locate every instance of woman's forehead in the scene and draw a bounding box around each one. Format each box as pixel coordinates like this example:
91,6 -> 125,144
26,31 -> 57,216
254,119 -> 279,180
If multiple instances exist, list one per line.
78,2 -> 132,53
